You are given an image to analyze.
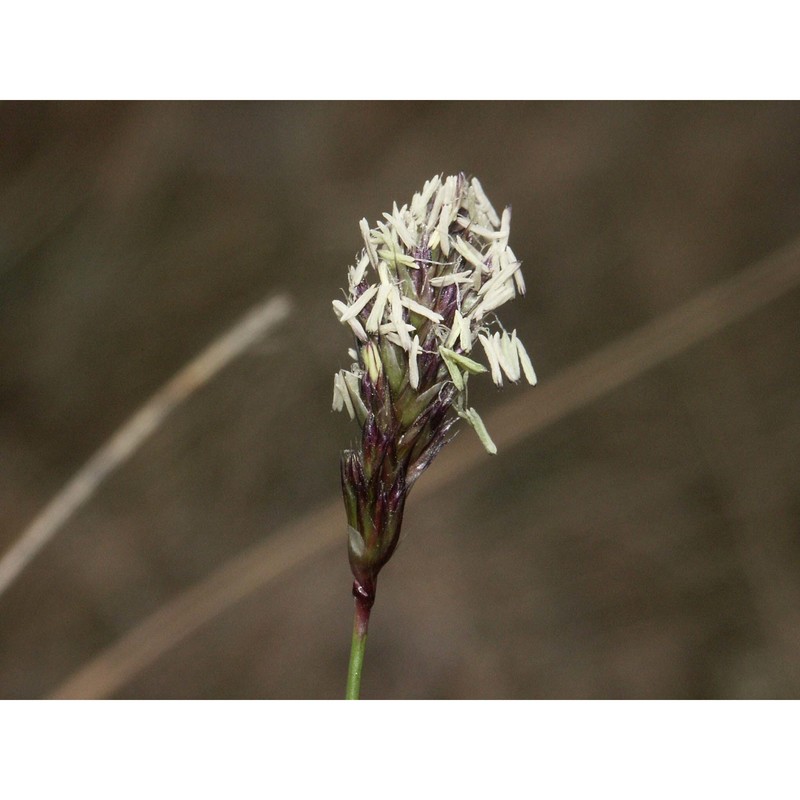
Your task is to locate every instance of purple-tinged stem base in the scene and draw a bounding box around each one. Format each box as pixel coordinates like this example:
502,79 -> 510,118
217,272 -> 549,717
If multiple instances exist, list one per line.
345,585 -> 374,700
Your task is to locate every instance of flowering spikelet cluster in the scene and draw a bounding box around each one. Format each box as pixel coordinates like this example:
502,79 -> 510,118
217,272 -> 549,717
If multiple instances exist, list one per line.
333,174 -> 536,606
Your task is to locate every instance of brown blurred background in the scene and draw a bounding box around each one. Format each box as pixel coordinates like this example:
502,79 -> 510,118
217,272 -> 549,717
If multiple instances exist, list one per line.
1,101 -> 799,699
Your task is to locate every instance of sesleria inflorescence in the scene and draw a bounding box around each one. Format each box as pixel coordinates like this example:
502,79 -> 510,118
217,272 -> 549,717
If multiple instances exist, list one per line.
332,174 -> 536,698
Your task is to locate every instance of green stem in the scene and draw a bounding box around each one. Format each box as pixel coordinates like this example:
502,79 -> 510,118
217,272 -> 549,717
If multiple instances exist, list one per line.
345,596 -> 372,699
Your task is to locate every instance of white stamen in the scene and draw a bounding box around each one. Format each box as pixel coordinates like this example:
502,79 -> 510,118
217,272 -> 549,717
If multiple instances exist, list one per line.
437,175 -> 457,257
459,315 -> 473,352
349,317 -> 367,342
360,218 -> 379,269
363,341 -> 382,382
350,253 -> 369,287
373,220 -> 395,249
499,207 -> 511,248
492,332 -> 516,382
429,271 -> 473,287
332,373 -> 344,412
378,247 -> 417,269
385,204 -> 417,251
459,406 -> 497,454
427,184 -> 445,232
472,260 -> 483,292
366,283 -> 391,332
438,220 -> 451,256
463,222 -> 505,240
499,331 -> 521,382
479,333 -> 503,386
412,175 -> 441,219
341,369 -> 363,406
471,177 -> 501,227
439,347 -> 464,390
513,267 -> 526,295
477,273 -> 496,298
453,236 -> 486,273
504,247 -> 526,294
478,282 -> 516,316
515,337 -> 537,385
337,371 -> 355,418
377,260 -> 391,286
389,286 -> 412,350
338,284 -> 378,322
342,370 -> 369,422
410,192 -> 424,221
400,296 -> 444,323
445,310 -> 463,348
332,299 -> 368,341
409,335 -> 421,389
379,321 -> 415,336
455,214 -> 470,230
440,347 -> 487,375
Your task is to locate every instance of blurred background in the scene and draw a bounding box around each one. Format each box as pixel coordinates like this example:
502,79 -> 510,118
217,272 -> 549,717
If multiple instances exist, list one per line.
1,101 -> 799,699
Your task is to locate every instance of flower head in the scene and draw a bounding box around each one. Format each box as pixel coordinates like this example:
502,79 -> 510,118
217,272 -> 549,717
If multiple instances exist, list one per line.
333,174 -> 536,602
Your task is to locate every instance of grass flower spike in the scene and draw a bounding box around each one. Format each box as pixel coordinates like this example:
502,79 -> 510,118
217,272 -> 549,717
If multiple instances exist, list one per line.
333,174 -> 536,698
